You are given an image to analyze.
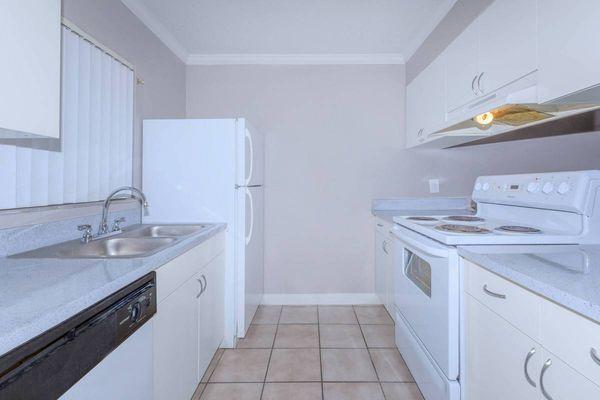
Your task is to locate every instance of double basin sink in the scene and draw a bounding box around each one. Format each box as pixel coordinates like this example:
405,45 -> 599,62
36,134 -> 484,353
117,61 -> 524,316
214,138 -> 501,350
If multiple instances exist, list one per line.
11,224 -> 209,259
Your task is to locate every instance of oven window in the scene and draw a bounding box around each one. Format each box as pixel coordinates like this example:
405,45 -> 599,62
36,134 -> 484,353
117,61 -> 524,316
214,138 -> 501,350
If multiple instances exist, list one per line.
404,249 -> 432,297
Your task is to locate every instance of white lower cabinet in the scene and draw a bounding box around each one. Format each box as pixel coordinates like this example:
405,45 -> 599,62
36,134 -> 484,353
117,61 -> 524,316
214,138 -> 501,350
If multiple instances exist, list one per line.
374,218 -> 394,317
154,232 -> 226,400
465,294 -> 541,400
464,260 -> 600,400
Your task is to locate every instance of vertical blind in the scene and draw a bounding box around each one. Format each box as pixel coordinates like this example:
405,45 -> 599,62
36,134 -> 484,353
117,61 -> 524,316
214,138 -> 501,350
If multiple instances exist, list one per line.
0,25 -> 134,209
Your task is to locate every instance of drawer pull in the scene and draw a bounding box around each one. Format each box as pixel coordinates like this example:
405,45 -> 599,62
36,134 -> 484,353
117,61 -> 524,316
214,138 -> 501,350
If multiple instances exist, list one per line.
377,223 -> 384,227
591,348 -> 600,366
524,348 -> 537,387
540,359 -> 553,400
483,284 -> 506,299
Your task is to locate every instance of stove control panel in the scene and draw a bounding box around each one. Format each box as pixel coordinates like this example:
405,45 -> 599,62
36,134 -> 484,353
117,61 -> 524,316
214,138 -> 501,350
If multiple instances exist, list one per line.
472,170 -> 600,213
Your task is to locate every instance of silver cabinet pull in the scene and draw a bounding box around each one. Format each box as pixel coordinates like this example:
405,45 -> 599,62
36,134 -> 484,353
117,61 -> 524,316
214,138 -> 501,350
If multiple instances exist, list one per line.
524,348 -> 537,387
471,74 -> 479,95
477,72 -> 485,94
483,284 -> 506,299
196,277 -> 204,298
377,223 -> 384,227
382,241 -> 389,254
591,348 -> 600,366
540,359 -> 553,400
202,275 -> 207,293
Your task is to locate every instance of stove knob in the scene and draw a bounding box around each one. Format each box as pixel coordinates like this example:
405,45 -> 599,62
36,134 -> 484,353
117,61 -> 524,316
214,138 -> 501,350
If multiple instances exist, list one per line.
474,182 -> 482,191
130,302 -> 142,323
482,182 -> 491,192
557,182 -> 570,195
542,182 -> 554,194
527,182 -> 540,193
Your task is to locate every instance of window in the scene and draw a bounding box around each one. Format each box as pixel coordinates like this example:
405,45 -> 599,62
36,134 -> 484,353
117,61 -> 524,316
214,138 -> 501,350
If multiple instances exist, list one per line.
0,23 -> 134,209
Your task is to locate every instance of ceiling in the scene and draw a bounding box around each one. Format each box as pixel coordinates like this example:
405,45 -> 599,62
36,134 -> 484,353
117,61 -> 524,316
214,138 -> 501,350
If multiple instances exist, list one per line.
122,0 -> 456,64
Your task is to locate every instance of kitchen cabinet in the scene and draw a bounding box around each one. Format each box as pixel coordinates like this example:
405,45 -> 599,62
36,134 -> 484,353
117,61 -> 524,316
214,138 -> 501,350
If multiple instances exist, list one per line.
464,259 -> 600,400
374,218 -> 394,317
0,0 -> 61,139
154,232 -> 226,400
445,0 -> 537,112
537,0 -> 600,103
406,54 -> 446,148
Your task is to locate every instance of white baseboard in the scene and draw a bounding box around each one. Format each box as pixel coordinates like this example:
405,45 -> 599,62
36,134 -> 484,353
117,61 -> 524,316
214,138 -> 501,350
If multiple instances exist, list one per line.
261,293 -> 381,305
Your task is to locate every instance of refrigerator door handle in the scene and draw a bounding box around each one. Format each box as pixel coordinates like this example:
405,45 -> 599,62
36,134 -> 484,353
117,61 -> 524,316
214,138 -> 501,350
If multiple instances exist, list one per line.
245,188 -> 254,245
235,184 -> 262,189
245,128 -> 254,185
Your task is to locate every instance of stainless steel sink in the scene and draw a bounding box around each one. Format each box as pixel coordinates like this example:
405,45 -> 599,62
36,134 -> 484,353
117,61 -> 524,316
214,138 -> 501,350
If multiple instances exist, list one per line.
11,237 -> 177,259
123,224 -> 206,238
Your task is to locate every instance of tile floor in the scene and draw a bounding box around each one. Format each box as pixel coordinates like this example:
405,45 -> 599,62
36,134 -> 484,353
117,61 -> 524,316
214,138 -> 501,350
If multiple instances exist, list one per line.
193,305 -> 424,400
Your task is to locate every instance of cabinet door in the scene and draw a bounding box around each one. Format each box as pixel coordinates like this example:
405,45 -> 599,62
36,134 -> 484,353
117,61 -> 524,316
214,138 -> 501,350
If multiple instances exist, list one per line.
383,234 -> 395,317
445,23 -> 480,112
0,0 -> 61,138
538,0 -> 600,102
198,252 -> 226,379
465,295 -> 542,400
406,74 -> 425,148
154,277 -> 201,400
477,0 -> 537,95
375,230 -> 387,304
539,350 -> 600,400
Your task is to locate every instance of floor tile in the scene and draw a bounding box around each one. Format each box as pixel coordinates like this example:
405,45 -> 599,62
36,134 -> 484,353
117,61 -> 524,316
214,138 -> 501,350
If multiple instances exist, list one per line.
200,383 -> 263,400
210,349 -> 271,382
201,348 -> 225,382
370,348 -> 414,382
274,324 -> 319,348
381,383 -> 424,400
354,305 -> 394,325
280,306 -> 318,324
237,325 -> 277,349
319,324 -> 365,348
321,349 -> 378,382
362,324 -> 396,348
323,382 -> 385,400
318,305 -> 358,324
262,383 -> 322,400
252,305 -> 282,324
266,349 -> 322,382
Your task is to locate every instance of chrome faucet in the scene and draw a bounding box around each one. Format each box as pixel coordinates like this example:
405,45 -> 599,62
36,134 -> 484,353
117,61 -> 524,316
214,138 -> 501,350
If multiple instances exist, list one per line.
98,186 -> 149,236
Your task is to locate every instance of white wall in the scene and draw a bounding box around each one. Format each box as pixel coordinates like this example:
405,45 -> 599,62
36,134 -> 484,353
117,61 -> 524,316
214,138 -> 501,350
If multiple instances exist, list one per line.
186,64 -> 600,296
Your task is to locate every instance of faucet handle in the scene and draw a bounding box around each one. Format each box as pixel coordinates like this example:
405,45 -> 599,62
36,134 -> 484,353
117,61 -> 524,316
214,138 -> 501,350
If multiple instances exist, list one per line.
77,224 -> 93,243
112,217 -> 126,232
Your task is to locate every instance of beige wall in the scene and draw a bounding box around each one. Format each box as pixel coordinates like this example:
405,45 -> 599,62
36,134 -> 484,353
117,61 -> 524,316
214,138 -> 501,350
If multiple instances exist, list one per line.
62,0 -> 186,188
186,64 -> 600,295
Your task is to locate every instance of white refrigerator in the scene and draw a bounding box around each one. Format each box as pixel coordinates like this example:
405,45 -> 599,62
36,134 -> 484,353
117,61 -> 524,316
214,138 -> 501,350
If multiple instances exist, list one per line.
142,118 -> 264,344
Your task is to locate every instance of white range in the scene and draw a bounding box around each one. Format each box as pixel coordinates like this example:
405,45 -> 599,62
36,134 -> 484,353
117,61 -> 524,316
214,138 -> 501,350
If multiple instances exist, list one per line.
390,170 -> 600,400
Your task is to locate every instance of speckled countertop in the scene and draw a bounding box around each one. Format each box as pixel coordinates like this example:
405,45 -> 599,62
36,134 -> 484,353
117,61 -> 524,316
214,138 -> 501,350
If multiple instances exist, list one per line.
459,245 -> 600,323
0,223 -> 226,357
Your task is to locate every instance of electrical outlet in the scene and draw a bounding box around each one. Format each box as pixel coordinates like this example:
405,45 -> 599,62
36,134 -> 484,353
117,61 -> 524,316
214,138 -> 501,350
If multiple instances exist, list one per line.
429,179 -> 440,193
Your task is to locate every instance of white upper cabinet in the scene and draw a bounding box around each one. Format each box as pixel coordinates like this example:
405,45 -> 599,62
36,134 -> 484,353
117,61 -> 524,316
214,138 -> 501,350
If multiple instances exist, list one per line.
0,0 -> 61,139
406,54 -> 446,148
477,0 -> 537,97
537,0 -> 600,103
445,23 -> 479,112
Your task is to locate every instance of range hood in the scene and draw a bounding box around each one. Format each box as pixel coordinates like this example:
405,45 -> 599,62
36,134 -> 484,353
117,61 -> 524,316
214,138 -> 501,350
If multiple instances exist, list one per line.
436,72 -> 600,139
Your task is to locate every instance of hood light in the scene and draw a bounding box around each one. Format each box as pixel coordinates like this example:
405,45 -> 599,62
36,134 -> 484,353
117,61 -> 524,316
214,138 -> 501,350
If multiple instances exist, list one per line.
473,112 -> 494,127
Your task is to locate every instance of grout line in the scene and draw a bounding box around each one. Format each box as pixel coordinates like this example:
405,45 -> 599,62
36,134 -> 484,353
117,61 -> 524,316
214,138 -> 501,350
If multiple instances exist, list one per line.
259,305 -> 282,399
317,306 -> 324,400
354,306 -> 388,400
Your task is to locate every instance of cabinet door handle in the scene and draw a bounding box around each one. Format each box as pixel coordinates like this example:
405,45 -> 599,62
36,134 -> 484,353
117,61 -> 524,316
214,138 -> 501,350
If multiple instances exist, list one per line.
591,348 -> 600,366
196,277 -> 205,298
382,241 -> 389,254
471,74 -> 479,95
483,284 -> 506,299
202,275 -> 207,293
524,348 -> 537,387
540,359 -> 553,400
477,72 -> 485,94
377,223 -> 384,227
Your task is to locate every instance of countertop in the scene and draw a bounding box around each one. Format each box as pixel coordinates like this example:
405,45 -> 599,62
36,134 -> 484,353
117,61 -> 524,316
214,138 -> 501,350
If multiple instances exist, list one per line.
0,223 -> 226,357
459,245 -> 600,323
371,197 -> 474,223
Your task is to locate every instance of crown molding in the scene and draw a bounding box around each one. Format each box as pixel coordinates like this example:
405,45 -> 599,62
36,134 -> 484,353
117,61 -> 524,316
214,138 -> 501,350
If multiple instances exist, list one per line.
121,0 -> 189,63
403,0 -> 458,62
186,53 -> 405,65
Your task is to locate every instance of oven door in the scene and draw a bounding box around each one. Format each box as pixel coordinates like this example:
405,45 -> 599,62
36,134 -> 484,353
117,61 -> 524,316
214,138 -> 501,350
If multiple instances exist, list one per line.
392,225 -> 459,380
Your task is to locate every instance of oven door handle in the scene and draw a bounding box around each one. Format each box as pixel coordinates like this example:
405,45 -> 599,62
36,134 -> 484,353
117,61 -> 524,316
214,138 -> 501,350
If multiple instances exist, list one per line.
392,226 -> 449,258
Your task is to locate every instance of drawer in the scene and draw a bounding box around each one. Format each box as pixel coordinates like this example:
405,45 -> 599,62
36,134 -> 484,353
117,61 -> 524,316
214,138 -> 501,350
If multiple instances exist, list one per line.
156,231 -> 225,303
464,259 -> 541,340
375,217 -> 393,236
541,299 -> 600,387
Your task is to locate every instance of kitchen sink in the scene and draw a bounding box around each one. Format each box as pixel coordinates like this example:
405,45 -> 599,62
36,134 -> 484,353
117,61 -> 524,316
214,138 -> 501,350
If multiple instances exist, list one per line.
123,224 -> 206,238
10,237 -> 177,259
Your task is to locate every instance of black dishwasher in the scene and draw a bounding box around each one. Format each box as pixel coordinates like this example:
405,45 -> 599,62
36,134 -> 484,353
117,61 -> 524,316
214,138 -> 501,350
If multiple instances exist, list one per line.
0,272 -> 156,400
